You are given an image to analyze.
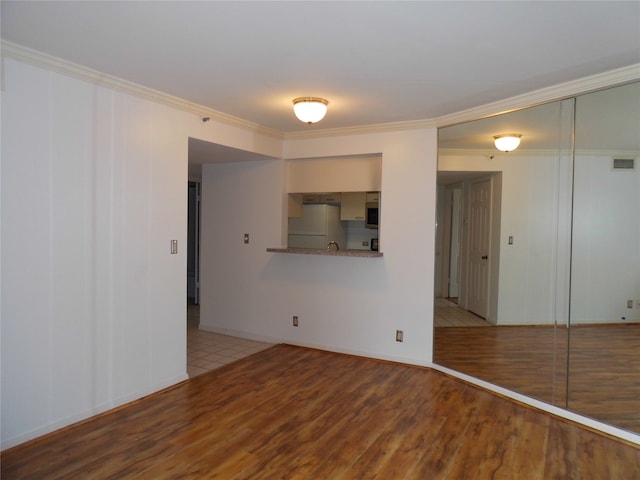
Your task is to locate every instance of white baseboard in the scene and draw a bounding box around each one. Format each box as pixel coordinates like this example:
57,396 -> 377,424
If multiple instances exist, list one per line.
429,363 -> 640,446
197,324 -> 427,366
199,324 -> 640,445
1,373 -> 188,451
198,324 -> 283,345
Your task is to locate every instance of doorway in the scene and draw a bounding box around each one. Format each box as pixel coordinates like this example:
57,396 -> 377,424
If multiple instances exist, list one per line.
438,172 -> 501,323
441,184 -> 462,301
187,181 -> 200,310
466,177 -> 492,319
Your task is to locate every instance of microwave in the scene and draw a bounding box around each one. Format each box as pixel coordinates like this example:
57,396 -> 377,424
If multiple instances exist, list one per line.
365,202 -> 379,229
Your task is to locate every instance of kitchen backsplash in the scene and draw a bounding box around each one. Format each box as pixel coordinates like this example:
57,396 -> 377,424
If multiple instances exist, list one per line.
344,221 -> 378,250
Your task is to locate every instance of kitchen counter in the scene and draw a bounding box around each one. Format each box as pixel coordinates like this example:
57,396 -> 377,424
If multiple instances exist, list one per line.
266,247 -> 383,258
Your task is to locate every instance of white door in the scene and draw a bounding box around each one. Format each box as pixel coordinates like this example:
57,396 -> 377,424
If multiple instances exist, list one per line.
467,178 -> 491,318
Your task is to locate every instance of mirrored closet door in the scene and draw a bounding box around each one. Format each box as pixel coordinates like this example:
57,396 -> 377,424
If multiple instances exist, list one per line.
434,81 -> 640,434
567,81 -> 640,432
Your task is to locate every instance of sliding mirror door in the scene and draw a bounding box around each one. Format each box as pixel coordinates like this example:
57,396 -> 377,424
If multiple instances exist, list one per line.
568,81 -> 640,432
435,81 -> 640,435
435,98 -> 574,408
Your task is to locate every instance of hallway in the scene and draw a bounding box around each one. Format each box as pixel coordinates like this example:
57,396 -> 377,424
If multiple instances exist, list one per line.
187,304 -> 273,377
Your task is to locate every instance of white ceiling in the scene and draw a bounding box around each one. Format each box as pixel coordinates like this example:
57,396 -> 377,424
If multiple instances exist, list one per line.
2,1 -> 639,136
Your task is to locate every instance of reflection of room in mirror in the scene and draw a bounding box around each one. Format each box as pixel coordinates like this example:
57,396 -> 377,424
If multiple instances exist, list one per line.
434,298 -> 491,327
434,323 -> 569,408
434,80 -> 640,435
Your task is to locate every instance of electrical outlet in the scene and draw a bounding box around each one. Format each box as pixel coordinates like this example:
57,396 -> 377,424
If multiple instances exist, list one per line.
396,330 -> 403,342
292,316 -> 299,327
627,300 -> 634,309
362,241 -> 369,247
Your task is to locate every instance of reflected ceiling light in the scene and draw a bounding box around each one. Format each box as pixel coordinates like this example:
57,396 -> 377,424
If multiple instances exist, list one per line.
293,97 -> 329,124
493,134 -> 522,152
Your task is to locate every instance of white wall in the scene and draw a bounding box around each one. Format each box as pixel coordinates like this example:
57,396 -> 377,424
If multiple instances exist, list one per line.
571,154 -> 640,323
0,58 -> 187,447
438,150 -> 640,326
0,57 -> 282,449
287,155 -> 382,192
199,129 -> 438,363
438,153 -> 570,325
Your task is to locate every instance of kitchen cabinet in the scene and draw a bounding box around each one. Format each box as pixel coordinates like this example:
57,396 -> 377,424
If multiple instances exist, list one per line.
302,194 -> 321,204
302,193 -> 341,204
320,193 -> 341,204
340,192 -> 366,221
288,194 -> 303,217
366,191 -> 380,203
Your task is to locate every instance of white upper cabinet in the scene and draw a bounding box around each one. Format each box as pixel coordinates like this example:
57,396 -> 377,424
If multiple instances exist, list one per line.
366,192 -> 380,203
340,192 -> 367,221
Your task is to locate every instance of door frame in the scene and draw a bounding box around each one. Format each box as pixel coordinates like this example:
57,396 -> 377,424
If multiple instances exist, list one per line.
187,180 -> 201,305
441,183 -> 463,299
439,172 -> 501,323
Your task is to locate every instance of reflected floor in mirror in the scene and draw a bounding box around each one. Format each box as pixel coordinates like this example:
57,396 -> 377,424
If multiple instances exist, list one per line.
434,298 -> 492,327
434,301 -> 640,433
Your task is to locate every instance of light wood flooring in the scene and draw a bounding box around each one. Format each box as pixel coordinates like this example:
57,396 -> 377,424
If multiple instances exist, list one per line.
434,301 -> 640,434
2,345 -> 639,479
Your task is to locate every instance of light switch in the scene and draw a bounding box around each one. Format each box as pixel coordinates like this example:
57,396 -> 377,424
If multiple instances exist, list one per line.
171,240 -> 178,254
508,236 -> 514,245
244,233 -> 249,244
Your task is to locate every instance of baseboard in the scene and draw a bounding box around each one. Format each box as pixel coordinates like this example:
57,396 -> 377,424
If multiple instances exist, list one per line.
198,324 -> 283,345
196,324 -> 640,446
1,373 -> 188,451
197,324 -> 429,368
430,363 -> 640,447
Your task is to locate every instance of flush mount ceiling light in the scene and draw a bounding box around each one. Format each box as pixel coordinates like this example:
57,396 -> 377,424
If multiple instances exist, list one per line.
493,134 -> 522,152
293,97 -> 329,124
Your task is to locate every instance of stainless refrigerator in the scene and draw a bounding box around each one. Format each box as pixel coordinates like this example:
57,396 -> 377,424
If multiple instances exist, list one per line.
288,204 -> 346,249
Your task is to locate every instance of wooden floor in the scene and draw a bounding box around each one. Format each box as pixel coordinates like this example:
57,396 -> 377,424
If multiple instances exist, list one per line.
2,345 -> 639,479
435,325 -> 570,406
566,324 -> 640,432
434,323 -> 640,433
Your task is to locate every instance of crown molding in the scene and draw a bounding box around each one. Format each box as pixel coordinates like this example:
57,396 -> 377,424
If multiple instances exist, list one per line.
284,65 -> 639,139
436,64 -> 640,128
283,117 -> 438,140
577,149 -> 640,158
0,41 -> 284,140
439,148 -> 640,159
3,40 -> 638,141
439,148 -> 574,158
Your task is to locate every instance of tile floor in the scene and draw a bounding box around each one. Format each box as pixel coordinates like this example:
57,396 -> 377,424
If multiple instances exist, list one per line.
187,304 -> 274,377
434,298 -> 492,327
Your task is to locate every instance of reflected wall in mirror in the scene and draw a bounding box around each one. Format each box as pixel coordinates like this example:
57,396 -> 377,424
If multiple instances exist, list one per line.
435,99 -> 574,408
568,81 -> 640,432
434,81 -> 640,434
